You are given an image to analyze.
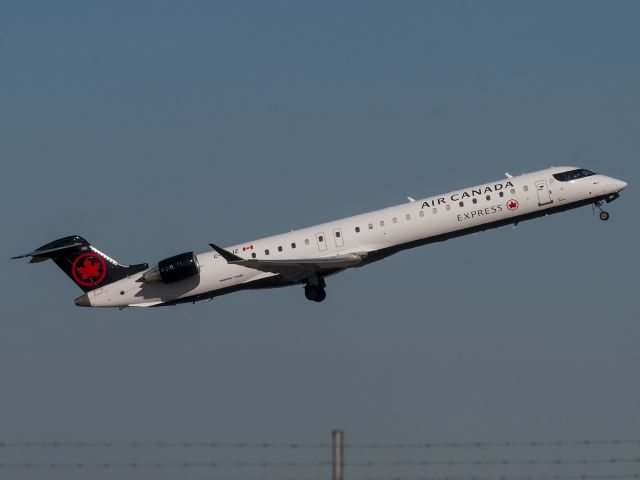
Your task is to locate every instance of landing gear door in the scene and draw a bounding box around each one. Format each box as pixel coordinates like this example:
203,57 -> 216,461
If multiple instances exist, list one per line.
536,180 -> 553,206
332,228 -> 344,248
315,232 -> 328,251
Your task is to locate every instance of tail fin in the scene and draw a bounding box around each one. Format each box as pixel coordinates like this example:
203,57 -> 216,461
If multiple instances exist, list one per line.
11,235 -> 148,292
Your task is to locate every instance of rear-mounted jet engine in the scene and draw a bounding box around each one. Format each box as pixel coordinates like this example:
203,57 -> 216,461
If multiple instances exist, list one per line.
138,252 -> 200,283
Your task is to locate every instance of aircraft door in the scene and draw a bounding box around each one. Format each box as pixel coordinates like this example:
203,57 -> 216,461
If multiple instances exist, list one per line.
535,180 -> 553,206
332,228 -> 344,248
315,232 -> 328,251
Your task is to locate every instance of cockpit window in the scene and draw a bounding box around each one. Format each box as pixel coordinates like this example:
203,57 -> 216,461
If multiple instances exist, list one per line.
552,169 -> 596,182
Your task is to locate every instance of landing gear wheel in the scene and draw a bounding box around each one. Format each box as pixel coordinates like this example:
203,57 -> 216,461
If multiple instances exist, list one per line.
304,285 -> 326,302
599,211 -> 610,221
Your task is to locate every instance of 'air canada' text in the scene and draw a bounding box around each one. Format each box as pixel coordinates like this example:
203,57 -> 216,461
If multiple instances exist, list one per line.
421,181 -> 514,209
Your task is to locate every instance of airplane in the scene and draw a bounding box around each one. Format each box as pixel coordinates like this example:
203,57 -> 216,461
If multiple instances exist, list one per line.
12,166 -> 627,308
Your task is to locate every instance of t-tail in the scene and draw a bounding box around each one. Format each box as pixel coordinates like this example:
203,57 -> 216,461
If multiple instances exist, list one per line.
11,235 -> 148,293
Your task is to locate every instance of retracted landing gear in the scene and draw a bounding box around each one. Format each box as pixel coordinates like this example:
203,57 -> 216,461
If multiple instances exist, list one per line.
594,201 -> 610,221
304,275 -> 326,303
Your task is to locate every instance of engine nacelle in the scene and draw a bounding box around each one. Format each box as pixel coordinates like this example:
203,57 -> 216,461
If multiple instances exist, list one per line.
138,252 -> 200,284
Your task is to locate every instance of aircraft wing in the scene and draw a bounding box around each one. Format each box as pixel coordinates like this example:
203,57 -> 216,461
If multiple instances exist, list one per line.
209,243 -> 367,282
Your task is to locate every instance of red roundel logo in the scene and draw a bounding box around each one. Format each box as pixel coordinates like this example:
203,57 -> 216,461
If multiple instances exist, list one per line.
71,253 -> 107,287
506,199 -> 519,211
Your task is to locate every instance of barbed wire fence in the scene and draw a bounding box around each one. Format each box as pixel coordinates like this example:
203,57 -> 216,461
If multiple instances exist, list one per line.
1,431 -> 639,480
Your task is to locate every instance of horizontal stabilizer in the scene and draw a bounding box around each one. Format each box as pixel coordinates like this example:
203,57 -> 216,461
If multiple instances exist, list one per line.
11,240 -> 85,260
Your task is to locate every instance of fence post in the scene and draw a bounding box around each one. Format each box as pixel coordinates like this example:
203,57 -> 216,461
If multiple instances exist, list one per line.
332,429 -> 344,480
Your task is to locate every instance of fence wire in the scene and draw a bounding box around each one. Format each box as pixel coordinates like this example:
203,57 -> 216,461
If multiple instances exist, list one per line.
0,457 -> 639,469
1,439 -> 639,449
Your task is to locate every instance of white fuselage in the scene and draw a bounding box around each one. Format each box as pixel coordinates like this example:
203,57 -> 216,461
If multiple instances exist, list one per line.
84,166 -> 627,307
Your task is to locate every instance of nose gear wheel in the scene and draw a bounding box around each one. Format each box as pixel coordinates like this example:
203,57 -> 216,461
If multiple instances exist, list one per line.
594,201 -> 610,221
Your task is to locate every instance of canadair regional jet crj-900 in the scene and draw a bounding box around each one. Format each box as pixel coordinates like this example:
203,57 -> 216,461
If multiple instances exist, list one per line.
13,167 -> 627,308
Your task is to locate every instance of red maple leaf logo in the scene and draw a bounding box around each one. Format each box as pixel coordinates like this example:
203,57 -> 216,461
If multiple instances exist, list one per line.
77,258 -> 101,280
507,200 -> 519,210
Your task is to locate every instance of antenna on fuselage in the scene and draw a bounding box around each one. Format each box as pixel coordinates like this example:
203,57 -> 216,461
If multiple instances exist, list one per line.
407,197 -> 416,203
505,172 -> 513,179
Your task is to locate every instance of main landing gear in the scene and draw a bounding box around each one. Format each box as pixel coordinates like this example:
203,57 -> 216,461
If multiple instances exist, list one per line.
594,201 -> 610,221
305,284 -> 326,302
304,275 -> 326,303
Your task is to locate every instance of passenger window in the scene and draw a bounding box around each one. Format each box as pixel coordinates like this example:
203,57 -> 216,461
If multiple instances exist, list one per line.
265,249 -> 270,255
318,235 -> 323,242
278,246 -> 283,252
499,192 -> 504,198
380,220 -> 385,227
459,201 -> 464,207
251,252 -> 256,258
405,214 -> 411,220
305,239 -> 310,245
523,185 -> 529,192
392,217 -> 398,223
510,188 -> 516,195
432,208 -> 437,214
355,226 -> 360,233
291,242 -> 296,249
446,204 -> 451,211
472,198 -> 477,204
486,195 -> 491,201
368,223 -> 373,229
419,210 -> 424,217
335,231 -> 341,237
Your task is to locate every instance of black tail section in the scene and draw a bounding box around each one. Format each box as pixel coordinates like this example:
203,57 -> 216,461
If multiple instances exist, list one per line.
12,235 -> 148,292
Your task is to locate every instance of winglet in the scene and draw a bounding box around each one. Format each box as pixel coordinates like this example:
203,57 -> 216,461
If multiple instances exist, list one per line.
209,243 -> 243,263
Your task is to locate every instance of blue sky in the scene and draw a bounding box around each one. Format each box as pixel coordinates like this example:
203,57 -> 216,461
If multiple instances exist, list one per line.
1,1 -> 639,479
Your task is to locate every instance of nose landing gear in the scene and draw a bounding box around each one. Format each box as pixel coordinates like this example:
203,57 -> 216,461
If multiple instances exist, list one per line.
594,201 -> 610,221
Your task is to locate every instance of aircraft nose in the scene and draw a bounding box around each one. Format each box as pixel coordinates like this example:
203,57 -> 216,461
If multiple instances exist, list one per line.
74,293 -> 91,307
617,179 -> 628,191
